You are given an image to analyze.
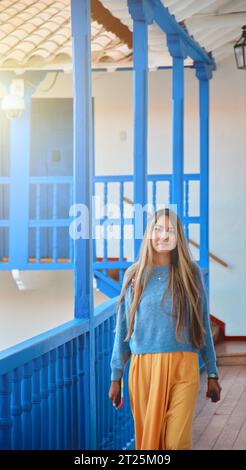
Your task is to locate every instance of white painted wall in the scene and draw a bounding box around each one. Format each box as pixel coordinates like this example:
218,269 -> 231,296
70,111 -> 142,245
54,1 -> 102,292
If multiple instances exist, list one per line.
0,53 -> 245,348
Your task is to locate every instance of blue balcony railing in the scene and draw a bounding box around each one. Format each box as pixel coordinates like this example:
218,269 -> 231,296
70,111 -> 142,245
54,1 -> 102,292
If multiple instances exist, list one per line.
0,173 -> 201,280
0,298 -> 134,450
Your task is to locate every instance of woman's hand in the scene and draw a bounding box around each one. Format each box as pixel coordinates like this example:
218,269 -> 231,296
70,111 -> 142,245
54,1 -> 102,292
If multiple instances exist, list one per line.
131,277 -> 135,289
206,378 -> 222,402
108,380 -> 121,408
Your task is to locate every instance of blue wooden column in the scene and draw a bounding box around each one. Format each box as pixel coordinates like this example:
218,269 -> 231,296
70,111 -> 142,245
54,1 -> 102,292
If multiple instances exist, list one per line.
9,86 -> 32,267
195,62 -> 213,275
167,35 -> 187,220
4,72 -> 45,268
127,0 -> 154,259
71,0 -> 96,450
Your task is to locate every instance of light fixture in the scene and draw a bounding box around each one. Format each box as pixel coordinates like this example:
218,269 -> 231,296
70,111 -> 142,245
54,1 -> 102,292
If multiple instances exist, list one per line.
1,79 -> 25,119
234,25 -> 246,70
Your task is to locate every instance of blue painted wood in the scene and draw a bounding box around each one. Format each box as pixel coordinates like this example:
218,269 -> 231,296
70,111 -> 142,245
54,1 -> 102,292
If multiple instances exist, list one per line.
0,300 -> 136,450
0,319 -> 89,375
101,322 -> 106,449
119,181 -> 124,284
71,0 -> 93,321
56,345 -> 64,450
152,180 -> 157,209
0,262 -> 74,271
1,171 -> 202,273
103,182 -> 108,277
105,318 -> 111,450
99,324 -> 104,449
9,89 -> 32,267
108,316 -> 115,449
0,373 -> 12,449
77,335 -> 86,449
69,182 -> 74,262
22,363 -> 32,449
95,326 -> 100,448
64,341 -> 72,449
71,0 -> 96,449
36,183 -> 41,263
52,184 -> 57,263
195,62 -> 212,270
11,367 -> 23,449
148,0 -> 215,67
128,1 -> 150,260
41,353 -> 49,449
71,338 -> 78,450
32,358 -> 41,449
83,332 -> 91,450
48,350 -> 56,450
167,34 -> 186,219
184,179 -> 189,239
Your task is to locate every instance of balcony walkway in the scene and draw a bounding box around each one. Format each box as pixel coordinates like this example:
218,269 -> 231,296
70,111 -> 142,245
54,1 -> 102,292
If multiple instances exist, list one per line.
193,364 -> 246,450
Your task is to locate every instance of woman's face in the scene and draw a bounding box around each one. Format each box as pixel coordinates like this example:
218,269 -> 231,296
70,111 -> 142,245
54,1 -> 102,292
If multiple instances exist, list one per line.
151,215 -> 177,254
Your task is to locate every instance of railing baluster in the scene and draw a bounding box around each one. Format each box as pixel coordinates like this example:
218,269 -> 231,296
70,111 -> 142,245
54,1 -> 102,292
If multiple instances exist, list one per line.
152,180 -> 157,211
71,338 -> 78,450
48,350 -> 56,450
41,353 -> 49,449
95,326 -> 100,448
84,332 -> 90,449
22,363 -> 32,449
1,307 -> 137,451
77,335 -> 85,449
36,183 -> 40,263
56,345 -> 64,450
169,177 -> 172,204
184,179 -> 189,239
0,373 -> 12,449
69,182 -> 73,262
103,182 -> 108,277
64,341 -> 72,449
52,183 -> 57,263
101,322 -> 106,449
105,318 -> 111,450
107,316 -> 114,450
11,367 -> 23,450
32,357 -> 41,450
119,181 -> 124,284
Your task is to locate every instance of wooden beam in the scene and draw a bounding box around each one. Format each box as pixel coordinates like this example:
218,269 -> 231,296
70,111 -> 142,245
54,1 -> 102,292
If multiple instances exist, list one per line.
127,0 -> 154,259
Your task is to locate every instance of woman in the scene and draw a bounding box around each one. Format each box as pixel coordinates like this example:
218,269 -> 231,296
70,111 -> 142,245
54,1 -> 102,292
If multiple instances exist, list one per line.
108,208 -> 222,450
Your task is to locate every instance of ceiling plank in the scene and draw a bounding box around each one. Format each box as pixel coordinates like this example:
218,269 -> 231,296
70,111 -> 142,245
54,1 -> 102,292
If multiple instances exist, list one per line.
203,26 -> 242,51
175,0 -> 219,22
186,12 -> 246,33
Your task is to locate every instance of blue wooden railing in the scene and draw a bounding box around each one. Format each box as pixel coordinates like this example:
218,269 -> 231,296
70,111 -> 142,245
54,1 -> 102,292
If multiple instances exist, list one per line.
0,173 -> 201,278
0,298 -> 134,450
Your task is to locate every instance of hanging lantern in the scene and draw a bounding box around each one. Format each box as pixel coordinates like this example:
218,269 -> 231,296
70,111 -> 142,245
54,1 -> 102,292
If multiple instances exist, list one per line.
234,25 -> 246,70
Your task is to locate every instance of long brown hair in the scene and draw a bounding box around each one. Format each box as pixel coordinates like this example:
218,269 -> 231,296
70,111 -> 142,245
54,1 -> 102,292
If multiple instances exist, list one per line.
116,207 -> 206,349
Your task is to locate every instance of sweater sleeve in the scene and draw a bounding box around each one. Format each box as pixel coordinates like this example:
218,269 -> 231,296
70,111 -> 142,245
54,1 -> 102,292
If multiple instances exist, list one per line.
110,282 -> 132,381
199,276 -> 218,377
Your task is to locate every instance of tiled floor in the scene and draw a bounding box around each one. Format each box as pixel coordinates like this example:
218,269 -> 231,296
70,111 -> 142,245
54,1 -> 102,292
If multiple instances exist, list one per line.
193,365 -> 246,450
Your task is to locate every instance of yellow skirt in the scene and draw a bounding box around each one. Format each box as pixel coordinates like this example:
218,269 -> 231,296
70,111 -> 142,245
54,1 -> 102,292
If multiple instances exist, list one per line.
128,351 -> 200,450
